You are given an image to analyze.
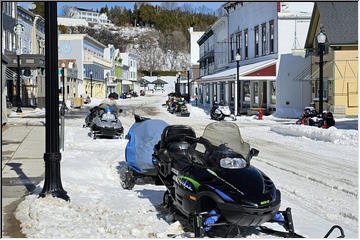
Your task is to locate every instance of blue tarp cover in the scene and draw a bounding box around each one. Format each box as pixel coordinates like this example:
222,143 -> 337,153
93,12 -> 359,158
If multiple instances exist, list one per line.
125,119 -> 168,175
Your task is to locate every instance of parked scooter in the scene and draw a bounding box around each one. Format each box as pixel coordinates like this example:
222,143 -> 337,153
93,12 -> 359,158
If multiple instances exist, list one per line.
210,102 -> 236,121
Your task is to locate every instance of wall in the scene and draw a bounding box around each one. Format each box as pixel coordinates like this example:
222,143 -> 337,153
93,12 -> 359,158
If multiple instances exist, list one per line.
333,49 -> 358,116
189,27 -> 204,65
228,2 -> 278,68
275,54 -> 312,118
58,38 -> 83,79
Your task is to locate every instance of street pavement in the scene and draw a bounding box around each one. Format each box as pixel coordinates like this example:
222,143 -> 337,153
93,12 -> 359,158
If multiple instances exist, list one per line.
2,115 -> 45,237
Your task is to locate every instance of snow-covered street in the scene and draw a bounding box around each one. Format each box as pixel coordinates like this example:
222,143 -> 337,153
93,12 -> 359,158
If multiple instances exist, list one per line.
14,94 -> 358,238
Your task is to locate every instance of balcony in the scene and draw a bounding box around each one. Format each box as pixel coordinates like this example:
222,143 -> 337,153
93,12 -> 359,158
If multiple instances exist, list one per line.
83,52 -> 112,69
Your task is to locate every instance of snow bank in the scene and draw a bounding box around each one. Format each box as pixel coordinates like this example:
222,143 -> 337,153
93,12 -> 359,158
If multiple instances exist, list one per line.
270,125 -> 358,146
9,108 -> 45,118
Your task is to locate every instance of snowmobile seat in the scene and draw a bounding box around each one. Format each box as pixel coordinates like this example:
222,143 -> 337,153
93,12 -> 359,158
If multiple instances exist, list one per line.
160,125 -> 196,149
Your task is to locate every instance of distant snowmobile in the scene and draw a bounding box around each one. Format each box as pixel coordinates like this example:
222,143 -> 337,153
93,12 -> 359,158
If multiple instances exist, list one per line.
85,102 -> 124,139
210,102 -> 236,121
296,106 -> 335,128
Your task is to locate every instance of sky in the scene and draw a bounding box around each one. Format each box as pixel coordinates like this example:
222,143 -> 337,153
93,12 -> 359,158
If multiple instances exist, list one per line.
18,2 -> 225,15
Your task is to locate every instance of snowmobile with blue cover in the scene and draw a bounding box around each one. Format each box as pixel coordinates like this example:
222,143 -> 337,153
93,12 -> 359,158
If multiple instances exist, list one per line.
153,122 -> 345,238
86,102 -> 124,139
120,115 -> 168,189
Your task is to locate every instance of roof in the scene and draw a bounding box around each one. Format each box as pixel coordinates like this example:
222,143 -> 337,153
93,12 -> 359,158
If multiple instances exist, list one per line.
151,79 -> 168,85
76,7 -> 97,13
59,34 -> 106,49
305,2 -> 358,48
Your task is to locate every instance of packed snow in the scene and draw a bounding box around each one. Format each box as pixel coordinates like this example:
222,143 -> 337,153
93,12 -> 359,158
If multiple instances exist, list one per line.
9,108 -> 45,118
14,94 -> 358,238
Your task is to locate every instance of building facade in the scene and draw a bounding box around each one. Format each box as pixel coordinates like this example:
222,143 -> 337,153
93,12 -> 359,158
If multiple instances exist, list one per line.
120,52 -> 138,93
188,27 -> 204,99
66,7 -> 112,26
58,34 -> 112,99
304,2 -> 358,117
196,2 -> 312,115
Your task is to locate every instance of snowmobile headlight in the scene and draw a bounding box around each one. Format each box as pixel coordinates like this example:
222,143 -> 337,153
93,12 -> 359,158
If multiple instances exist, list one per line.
220,157 -> 246,169
102,112 -> 115,121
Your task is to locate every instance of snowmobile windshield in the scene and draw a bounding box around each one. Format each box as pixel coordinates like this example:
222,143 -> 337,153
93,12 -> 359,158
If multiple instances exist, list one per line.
201,122 -> 250,160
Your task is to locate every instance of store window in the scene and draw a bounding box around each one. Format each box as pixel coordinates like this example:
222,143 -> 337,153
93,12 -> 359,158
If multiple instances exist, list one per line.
253,82 -> 259,105
243,81 -> 250,102
270,81 -> 276,104
213,83 -> 217,103
206,84 -> 209,103
236,32 -> 241,59
254,26 -> 259,57
231,82 -> 235,101
220,82 -> 225,103
269,20 -> 274,54
314,78 -> 328,100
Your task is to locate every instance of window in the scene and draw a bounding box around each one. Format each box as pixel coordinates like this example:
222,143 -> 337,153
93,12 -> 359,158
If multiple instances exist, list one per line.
67,85 -> 70,94
270,81 -> 276,104
231,82 -> 235,101
213,83 -> 217,103
230,34 -> 234,62
205,84 -> 209,103
314,78 -> 328,100
236,32 -> 242,59
243,81 -> 250,102
254,26 -> 259,57
269,20 -> 274,54
253,82 -> 259,105
220,82 -> 225,102
262,23 -> 266,55
244,29 -> 248,59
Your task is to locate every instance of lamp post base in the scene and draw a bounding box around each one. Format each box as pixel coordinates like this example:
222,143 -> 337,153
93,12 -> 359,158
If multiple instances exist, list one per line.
40,152 -> 70,201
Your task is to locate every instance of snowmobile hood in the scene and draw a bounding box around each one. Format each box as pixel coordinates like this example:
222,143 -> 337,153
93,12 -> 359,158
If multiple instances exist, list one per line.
94,116 -> 123,128
209,167 -> 275,207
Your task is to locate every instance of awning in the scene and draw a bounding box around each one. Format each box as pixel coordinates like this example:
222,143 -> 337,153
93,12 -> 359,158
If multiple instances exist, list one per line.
197,59 -> 277,83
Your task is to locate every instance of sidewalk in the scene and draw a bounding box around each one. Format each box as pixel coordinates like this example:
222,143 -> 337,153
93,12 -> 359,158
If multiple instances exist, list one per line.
2,118 -> 45,237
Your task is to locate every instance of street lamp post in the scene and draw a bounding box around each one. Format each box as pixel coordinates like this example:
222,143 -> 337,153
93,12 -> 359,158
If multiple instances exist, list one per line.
317,30 -> 327,114
16,49 -> 22,113
187,67 -> 190,102
60,62 -> 66,151
40,1 -> 69,201
90,70 -> 93,98
235,53 -> 241,115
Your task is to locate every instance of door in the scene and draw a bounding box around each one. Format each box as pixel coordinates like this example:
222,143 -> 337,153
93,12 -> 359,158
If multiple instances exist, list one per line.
262,81 -> 267,107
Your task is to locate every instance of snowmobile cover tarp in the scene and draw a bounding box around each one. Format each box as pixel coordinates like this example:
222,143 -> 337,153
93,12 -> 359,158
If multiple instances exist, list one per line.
125,119 -> 168,175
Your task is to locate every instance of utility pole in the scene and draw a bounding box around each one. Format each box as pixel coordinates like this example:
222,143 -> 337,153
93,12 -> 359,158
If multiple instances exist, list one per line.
40,2 -> 69,201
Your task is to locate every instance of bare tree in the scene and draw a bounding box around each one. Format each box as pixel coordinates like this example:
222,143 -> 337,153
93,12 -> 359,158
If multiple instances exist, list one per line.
137,35 -> 163,76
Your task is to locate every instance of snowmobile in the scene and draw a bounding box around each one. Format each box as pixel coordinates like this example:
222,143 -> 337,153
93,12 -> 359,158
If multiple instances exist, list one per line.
175,99 -> 190,117
296,106 -> 335,128
120,115 -> 168,189
210,102 -> 236,121
153,122 -> 345,238
85,102 -> 124,139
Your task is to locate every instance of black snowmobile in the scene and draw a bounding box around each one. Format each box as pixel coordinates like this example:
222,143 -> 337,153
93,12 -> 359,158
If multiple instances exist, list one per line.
153,122 -> 345,238
84,102 -> 124,139
296,106 -> 335,129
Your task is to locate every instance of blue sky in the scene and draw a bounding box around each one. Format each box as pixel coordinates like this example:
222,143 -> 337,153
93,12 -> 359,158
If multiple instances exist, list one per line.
18,2 -> 225,15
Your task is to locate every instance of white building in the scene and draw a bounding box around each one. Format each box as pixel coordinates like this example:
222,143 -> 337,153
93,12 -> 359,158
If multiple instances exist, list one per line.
66,7 -> 113,26
196,2 -> 312,115
120,52 -> 138,93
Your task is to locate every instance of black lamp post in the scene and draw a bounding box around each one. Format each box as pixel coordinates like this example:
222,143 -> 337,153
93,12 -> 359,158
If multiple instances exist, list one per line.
236,53 -> 241,115
16,49 -> 22,113
61,63 -> 66,107
40,1 -> 69,201
60,62 -> 66,151
90,70 -> 93,98
317,30 -> 327,114
187,67 -> 190,102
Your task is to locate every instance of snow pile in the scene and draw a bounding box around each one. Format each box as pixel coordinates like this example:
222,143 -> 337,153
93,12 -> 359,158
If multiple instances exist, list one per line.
15,124 -> 184,238
270,125 -> 358,146
186,104 -> 209,118
272,107 -> 302,119
9,108 -> 45,118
